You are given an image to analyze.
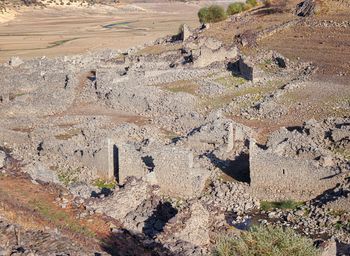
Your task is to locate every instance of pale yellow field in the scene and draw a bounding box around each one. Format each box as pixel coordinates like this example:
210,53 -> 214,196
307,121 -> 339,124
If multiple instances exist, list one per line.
0,2 -> 202,62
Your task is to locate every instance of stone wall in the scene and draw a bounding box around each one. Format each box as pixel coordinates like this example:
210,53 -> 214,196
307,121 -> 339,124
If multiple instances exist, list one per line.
238,56 -> 264,82
249,140 -> 342,201
187,119 -> 234,153
233,121 -> 253,143
82,138 -> 115,180
118,143 -> 148,184
153,146 -> 209,199
192,46 -> 238,68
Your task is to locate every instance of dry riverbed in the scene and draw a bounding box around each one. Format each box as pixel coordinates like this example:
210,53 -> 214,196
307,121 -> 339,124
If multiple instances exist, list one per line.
0,2 -> 201,62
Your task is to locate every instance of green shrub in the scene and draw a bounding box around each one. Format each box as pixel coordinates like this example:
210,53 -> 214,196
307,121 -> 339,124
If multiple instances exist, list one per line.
260,200 -> 303,211
198,7 -> 210,23
227,2 -> 245,15
214,225 -> 320,256
198,5 -> 227,23
246,0 -> 258,7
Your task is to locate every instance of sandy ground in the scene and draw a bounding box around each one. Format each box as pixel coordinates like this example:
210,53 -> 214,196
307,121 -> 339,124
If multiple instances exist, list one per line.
0,9 -> 17,23
0,2 -> 203,62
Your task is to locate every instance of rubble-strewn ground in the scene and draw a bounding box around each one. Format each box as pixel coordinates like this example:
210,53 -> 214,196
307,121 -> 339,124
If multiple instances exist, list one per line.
0,0 -> 349,255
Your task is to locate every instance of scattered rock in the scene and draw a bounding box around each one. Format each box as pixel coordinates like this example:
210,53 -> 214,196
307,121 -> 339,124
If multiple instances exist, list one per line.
8,56 -> 24,67
176,202 -> 210,246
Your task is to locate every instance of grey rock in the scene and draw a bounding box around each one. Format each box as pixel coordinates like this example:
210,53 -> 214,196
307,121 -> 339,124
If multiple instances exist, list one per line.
24,163 -> 60,184
8,56 -> 24,67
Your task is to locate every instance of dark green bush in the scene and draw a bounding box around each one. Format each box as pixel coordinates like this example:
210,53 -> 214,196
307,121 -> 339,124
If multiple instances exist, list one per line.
198,5 -> 227,23
227,2 -> 245,15
214,225 -> 320,256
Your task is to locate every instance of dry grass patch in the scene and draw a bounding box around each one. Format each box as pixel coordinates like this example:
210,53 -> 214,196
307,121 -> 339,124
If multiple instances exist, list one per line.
55,128 -> 81,140
136,44 -> 182,56
331,147 -> 350,161
202,79 -> 284,111
29,199 -> 95,237
214,225 -> 320,256
215,75 -> 247,88
160,80 -> 200,95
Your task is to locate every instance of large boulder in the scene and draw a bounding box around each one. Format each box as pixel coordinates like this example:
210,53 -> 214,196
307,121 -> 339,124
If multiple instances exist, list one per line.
24,163 -> 60,184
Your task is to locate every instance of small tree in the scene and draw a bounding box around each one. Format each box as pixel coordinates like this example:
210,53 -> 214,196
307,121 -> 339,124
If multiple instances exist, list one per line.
198,5 -> 227,23
227,2 -> 245,15
208,5 -> 227,22
198,7 -> 210,23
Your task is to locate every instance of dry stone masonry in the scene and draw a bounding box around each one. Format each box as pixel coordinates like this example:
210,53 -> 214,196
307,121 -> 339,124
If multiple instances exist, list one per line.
0,21 -> 349,255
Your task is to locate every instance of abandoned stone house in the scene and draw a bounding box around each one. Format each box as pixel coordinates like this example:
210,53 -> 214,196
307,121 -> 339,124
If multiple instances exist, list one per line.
82,118 -> 347,200
249,140 -> 343,201
82,118 -> 252,198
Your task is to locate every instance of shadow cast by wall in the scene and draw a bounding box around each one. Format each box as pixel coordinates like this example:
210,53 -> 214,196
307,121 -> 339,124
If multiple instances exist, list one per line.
101,228 -> 175,256
143,202 -> 178,239
206,152 -> 251,183
311,180 -> 350,207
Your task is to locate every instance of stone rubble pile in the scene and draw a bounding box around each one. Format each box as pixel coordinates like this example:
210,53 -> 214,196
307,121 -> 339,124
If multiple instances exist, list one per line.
0,19 -> 349,255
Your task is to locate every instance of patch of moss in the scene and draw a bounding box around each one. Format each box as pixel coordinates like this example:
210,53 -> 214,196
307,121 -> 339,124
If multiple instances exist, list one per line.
93,178 -> 116,190
215,75 -> 247,88
260,200 -> 304,211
